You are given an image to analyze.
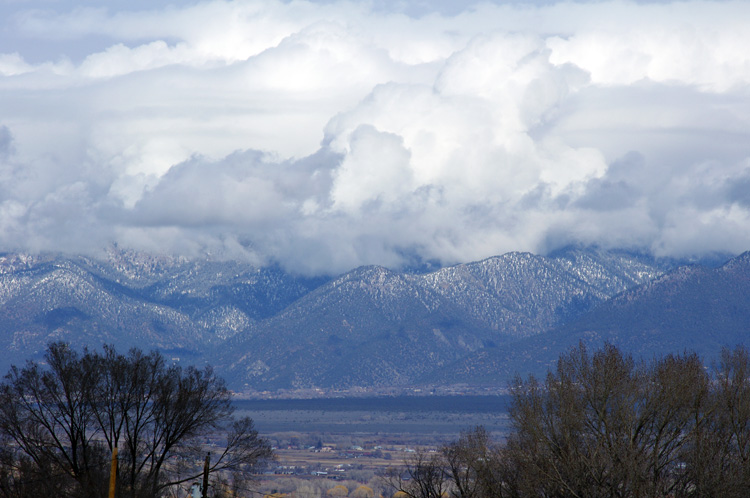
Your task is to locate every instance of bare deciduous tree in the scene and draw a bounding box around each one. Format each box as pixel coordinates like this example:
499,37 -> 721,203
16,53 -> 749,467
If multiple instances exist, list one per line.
388,344 -> 750,498
0,343 -> 272,498
384,450 -> 449,498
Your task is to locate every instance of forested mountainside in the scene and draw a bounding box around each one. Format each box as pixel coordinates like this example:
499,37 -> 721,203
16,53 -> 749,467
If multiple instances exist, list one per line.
2,247 -> 742,392
0,250 -> 324,367
422,251 -> 750,387
212,248 -> 675,389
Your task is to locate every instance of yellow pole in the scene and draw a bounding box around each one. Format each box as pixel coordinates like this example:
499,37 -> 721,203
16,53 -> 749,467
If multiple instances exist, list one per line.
108,447 -> 118,498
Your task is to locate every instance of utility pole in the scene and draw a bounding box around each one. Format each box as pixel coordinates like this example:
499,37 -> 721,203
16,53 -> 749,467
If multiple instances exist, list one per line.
108,447 -> 118,498
202,452 -> 211,498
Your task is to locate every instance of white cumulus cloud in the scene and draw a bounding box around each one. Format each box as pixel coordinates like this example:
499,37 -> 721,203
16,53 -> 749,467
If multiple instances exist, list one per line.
0,0 -> 749,274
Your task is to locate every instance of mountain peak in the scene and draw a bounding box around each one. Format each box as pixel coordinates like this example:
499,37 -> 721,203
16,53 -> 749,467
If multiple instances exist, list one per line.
0,248 -> 744,392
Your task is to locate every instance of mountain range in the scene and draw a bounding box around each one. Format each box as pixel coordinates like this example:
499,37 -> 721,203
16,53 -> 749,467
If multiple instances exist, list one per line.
0,247 -> 746,393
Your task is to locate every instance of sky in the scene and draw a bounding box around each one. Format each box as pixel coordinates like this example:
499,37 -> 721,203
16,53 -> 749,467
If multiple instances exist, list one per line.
1,0 -> 749,275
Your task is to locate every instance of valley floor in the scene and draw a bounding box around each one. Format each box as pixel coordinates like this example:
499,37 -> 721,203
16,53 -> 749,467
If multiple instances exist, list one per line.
238,396 -> 511,496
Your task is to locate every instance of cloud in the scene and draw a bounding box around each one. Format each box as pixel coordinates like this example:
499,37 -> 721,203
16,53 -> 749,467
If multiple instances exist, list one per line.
0,126 -> 12,159
1,0 -> 750,274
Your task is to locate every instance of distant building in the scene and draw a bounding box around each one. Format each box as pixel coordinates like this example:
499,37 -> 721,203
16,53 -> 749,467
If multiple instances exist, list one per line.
189,483 -> 202,498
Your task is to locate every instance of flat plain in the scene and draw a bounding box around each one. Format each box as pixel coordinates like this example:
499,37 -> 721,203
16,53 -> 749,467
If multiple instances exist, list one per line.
234,395 -> 511,493
235,395 -> 511,435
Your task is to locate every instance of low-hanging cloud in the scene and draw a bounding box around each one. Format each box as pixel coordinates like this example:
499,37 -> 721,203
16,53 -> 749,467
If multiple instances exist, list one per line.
1,0 -> 750,274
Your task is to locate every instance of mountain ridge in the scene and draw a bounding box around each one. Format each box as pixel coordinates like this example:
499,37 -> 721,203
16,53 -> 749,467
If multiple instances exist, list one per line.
0,247 -> 745,393
214,248 -> 675,389
422,250 -> 750,387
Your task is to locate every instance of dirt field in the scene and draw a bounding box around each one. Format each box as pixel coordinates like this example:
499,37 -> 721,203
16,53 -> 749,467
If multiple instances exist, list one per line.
255,437 -> 432,497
